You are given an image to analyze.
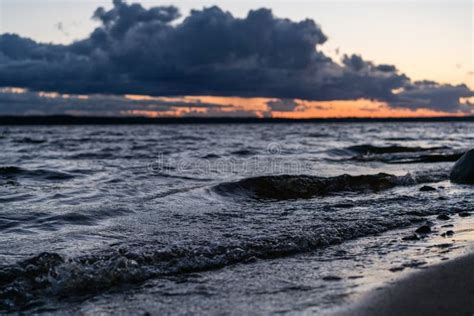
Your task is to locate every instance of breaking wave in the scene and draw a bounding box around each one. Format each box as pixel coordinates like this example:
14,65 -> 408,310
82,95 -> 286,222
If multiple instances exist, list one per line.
345,144 -> 446,155
212,172 -> 447,200
329,144 -> 465,164
0,217 -> 425,311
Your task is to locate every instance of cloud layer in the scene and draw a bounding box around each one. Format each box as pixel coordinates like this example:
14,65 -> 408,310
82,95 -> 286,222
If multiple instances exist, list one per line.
0,0 -> 472,114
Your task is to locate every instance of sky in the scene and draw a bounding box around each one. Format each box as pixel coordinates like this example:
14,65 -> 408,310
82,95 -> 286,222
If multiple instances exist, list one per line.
0,0 -> 473,118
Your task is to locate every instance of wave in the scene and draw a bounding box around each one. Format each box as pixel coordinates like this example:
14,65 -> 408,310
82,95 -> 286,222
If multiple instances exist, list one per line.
383,137 -> 417,141
212,172 -> 444,200
388,153 -> 464,164
345,144 -> 446,155
201,153 -> 221,159
13,137 -> 47,144
68,152 -> 116,160
0,206 -> 131,234
0,166 -> 74,181
352,152 -> 464,164
306,132 -> 331,138
230,149 -> 257,156
0,168 -> 462,311
0,190 -> 464,313
0,217 -> 418,311
153,172 -> 213,182
330,144 -> 464,164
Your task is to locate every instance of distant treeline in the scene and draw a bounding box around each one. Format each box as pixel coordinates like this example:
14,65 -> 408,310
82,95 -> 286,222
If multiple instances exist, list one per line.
0,115 -> 473,125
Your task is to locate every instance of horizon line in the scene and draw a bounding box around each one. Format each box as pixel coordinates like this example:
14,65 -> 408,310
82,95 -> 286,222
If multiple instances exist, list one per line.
0,115 -> 473,125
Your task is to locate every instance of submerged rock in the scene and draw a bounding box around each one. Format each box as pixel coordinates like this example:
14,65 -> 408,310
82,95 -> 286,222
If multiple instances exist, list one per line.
437,214 -> 450,221
402,234 -> 420,241
450,149 -> 474,184
419,185 -> 436,192
415,225 -> 432,234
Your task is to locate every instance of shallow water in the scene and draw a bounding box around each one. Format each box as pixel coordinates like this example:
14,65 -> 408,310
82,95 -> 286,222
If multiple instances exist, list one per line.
0,122 -> 473,314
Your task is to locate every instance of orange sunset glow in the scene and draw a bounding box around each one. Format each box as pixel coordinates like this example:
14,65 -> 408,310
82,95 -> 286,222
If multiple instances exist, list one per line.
123,95 -> 466,118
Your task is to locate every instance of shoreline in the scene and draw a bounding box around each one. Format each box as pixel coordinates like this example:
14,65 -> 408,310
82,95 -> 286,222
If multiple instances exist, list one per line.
336,251 -> 474,315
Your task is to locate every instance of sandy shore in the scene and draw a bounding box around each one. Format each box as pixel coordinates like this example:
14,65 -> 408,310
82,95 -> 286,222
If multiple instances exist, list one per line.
337,253 -> 474,316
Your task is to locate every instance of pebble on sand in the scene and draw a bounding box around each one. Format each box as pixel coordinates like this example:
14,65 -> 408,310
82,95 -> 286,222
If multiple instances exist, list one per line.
441,230 -> 455,237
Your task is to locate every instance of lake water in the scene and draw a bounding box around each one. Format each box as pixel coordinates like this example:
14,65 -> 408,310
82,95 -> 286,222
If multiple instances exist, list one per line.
0,122 -> 473,314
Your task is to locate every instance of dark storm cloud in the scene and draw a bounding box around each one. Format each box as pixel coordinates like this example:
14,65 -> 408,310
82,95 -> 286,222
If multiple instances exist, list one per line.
0,0 -> 472,112
0,88 -> 230,116
391,81 -> 473,113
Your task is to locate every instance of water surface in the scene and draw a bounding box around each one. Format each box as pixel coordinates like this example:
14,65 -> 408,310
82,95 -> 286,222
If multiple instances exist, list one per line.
0,122 -> 473,314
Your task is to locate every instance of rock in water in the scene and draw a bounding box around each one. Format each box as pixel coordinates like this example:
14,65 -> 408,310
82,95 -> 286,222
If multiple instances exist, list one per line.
419,185 -> 436,192
437,214 -> 450,221
450,149 -> 474,184
415,225 -> 432,234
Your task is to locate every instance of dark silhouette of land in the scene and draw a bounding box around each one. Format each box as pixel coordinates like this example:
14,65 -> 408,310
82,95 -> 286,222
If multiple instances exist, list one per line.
0,115 -> 473,125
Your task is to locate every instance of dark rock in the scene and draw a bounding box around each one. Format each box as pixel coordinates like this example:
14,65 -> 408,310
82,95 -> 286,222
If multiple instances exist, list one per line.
389,267 -> 405,272
437,214 -> 450,220
433,243 -> 452,248
442,224 -> 454,228
450,149 -> 474,184
415,225 -> 432,234
419,185 -> 436,192
402,234 -> 420,241
445,230 -> 455,236
459,212 -> 471,217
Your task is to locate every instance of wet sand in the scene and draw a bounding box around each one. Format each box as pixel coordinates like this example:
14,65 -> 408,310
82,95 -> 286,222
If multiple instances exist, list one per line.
338,253 -> 474,316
